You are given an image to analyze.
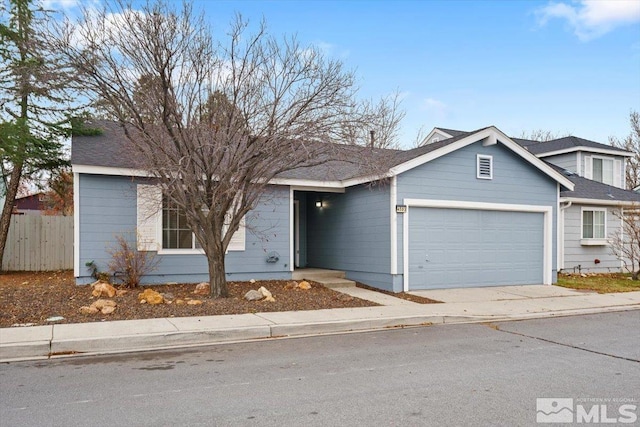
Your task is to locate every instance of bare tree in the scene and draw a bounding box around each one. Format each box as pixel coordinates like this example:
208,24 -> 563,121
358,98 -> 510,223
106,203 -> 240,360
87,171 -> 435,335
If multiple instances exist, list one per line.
610,111 -> 640,190
518,129 -> 566,142
56,1 -> 400,297
609,205 -> 640,280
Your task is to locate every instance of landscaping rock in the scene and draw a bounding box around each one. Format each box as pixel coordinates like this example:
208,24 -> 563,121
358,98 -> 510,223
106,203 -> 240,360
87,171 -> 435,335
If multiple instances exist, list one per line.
115,289 -> 128,297
100,305 -> 116,314
79,305 -> 99,315
93,299 -> 117,310
187,299 -> 203,305
298,281 -> 312,290
258,286 -> 272,298
175,299 -> 185,305
193,282 -> 210,295
264,295 -> 276,302
285,281 -> 297,290
46,316 -> 64,322
137,289 -> 164,305
244,289 -> 263,301
92,281 -> 117,298
249,279 -> 256,284
162,292 -> 175,300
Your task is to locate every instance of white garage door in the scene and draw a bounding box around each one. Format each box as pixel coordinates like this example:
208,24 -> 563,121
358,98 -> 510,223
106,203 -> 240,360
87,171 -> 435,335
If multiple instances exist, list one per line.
408,208 -> 544,290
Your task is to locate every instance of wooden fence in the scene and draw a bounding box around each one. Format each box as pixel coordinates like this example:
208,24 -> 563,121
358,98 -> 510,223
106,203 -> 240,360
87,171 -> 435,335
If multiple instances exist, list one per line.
2,215 -> 73,271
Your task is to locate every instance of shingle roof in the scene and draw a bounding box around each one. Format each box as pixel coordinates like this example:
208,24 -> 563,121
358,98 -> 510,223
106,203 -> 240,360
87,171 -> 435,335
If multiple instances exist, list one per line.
72,120 -> 485,182
434,127 -> 467,137
526,136 -> 629,155
430,127 -> 630,156
546,163 -> 640,202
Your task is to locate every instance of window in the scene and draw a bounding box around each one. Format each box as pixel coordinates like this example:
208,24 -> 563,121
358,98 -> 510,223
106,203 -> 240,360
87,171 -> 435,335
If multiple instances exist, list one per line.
162,197 -> 198,249
137,184 -> 245,252
477,154 -> 493,179
592,158 -> 613,185
582,209 -> 605,239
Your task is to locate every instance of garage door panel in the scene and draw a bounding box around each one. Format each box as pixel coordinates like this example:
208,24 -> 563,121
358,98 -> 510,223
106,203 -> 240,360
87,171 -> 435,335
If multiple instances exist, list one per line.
408,208 -> 544,290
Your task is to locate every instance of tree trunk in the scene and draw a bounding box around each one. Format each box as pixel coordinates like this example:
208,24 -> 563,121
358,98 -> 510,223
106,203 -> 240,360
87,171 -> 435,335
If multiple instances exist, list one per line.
206,247 -> 229,298
0,163 -> 23,271
633,270 -> 639,281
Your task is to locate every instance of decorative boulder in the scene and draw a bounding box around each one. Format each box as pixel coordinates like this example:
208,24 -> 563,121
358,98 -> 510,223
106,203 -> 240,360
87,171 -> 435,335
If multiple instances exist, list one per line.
80,305 -> 99,315
93,299 -> 117,310
137,289 -> 164,305
193,282 -> 210,295
258,286 -> 272,298
264,296 -> 276,302
298,281 -> 312,290
244,290 -> 263,301
284,281 -> 297,290
92,281 -> 117,298
100,306 -> 116,315
187,299 -> 203,305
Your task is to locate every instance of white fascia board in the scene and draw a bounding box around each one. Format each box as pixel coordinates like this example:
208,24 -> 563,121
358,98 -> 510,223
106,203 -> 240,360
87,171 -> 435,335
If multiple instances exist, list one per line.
536,147 -> 633,158
390,127 -> 575,191
403,198 -> 553,213
560,197 -> 640,207
72,164 -> 152,177
420,128 -> 454,146
73,163 -> 354,191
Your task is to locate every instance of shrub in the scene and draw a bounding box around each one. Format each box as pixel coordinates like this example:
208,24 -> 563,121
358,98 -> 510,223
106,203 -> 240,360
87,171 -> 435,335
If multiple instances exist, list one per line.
107,235 -> 159,287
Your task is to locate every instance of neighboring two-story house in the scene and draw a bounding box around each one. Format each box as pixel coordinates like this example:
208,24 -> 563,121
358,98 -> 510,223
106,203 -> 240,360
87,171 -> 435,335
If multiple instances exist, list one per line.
426,128 -> 640,274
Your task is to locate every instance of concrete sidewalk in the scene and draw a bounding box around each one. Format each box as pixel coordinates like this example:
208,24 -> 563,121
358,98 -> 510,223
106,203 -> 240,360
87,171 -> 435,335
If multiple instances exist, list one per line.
1,285 -> 639,362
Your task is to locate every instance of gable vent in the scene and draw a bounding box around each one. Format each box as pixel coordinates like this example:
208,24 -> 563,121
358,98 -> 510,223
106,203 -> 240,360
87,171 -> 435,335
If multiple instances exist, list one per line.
477,154 -> 493,180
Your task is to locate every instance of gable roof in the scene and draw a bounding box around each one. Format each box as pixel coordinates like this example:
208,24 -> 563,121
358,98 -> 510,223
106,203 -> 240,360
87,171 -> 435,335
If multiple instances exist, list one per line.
72,121 -> 574,190
424,127 -> 632,157
527,136 -> 631,157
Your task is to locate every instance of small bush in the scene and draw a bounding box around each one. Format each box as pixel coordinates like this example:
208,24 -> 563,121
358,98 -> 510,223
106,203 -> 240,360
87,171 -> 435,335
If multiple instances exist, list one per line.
108,235 -> 159,287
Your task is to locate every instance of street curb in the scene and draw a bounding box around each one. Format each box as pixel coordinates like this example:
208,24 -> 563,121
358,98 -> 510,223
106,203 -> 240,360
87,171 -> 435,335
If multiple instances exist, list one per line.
1,305 -> 638,363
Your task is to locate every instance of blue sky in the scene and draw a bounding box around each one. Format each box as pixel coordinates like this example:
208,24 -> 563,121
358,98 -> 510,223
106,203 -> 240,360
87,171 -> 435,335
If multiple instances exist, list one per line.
52,0 -> 640,148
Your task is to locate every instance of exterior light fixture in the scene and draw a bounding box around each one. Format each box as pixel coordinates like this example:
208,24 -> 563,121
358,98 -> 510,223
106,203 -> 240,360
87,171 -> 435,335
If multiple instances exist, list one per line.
315,200 -> 323,208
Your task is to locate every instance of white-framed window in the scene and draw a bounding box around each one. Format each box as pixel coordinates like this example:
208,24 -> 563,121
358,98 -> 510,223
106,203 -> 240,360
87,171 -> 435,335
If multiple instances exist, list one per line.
137,184 -> 245,253
162,196 -> 200,250
592,157 -> 614,185
584,155 -> 621,187
582,208 -> 606,239
476,154 -> 493,180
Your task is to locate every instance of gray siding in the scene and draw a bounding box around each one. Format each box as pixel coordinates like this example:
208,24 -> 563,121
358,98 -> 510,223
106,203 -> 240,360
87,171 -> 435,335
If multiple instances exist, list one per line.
306,184 -> 391,288
77,174 -> 291,284
544,152 -> 577,173
395,141 -> 559,290
561,204 -> 622,273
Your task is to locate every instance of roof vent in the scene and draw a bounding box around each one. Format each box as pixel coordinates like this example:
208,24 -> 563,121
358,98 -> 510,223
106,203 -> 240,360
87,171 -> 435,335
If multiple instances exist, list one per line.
477,154 -> 493,180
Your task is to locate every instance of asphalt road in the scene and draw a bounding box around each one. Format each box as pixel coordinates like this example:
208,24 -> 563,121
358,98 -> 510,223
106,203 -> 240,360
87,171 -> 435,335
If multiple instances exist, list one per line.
1,311 -> 638,426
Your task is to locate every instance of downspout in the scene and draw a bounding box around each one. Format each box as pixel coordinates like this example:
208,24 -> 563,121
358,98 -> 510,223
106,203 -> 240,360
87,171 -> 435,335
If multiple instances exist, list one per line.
558,201 -> 572,272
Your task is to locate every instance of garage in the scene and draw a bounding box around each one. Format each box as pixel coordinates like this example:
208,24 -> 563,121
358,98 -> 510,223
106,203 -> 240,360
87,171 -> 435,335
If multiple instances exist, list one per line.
407,207 -> 546,290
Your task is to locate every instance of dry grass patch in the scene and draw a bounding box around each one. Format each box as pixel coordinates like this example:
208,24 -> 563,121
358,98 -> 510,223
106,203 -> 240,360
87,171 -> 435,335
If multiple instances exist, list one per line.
556,273 -> 640,293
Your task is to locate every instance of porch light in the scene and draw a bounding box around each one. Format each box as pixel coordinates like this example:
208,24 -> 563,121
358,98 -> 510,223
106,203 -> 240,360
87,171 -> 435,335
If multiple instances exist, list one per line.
315,200 -> 323,208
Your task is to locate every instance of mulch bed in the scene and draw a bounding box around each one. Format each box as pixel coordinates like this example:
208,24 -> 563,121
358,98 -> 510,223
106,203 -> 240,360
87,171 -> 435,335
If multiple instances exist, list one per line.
0,270 -> 378,328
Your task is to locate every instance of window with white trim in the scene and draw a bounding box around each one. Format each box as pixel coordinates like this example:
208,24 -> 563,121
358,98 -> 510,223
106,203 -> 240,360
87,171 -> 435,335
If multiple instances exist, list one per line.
162,197 -> 199,249
582,209 -> 606,239
592,157 -> 614,185
476,154 -> 493,179
136,184 -> 245,252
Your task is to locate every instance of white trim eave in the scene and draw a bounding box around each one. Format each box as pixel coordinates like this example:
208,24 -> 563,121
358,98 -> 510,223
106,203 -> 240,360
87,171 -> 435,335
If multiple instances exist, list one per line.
561,197 -> 640,207
72,164 -> 153,177
536,147 -> 633,158
72,163 -> 382,191
420,128 -> 454,146
390,127 -> 575,191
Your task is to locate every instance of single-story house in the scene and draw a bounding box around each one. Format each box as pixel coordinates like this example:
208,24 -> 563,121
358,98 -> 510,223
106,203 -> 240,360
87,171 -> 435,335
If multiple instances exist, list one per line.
426,127 -> 640,274
72,121 -> 577,291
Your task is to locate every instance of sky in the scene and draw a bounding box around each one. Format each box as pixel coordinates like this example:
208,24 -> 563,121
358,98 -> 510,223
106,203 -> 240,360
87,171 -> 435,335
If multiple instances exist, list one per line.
48,0 -> 640,148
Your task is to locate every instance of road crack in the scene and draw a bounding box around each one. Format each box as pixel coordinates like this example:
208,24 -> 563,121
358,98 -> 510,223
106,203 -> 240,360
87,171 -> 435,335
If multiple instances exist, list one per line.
486,324 -> 640,363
